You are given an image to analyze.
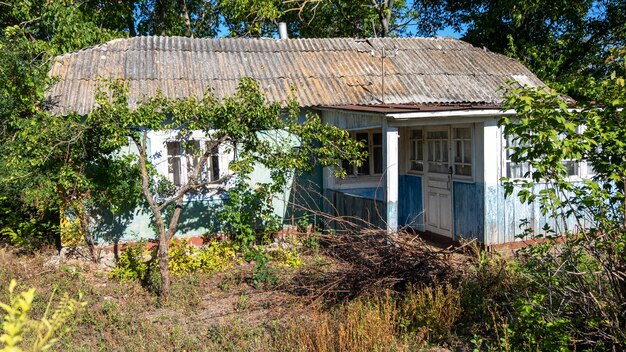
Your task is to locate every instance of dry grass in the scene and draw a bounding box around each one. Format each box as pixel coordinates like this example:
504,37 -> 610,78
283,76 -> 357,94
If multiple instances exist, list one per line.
0,233 -> 471,351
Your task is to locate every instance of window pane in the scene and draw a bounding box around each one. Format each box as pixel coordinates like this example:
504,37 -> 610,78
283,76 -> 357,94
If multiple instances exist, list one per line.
455,128 -> 471,139
356,132 -> 369,145
455,165 -> 471,176
372,133 -> 382,146
463,140 -> 472,163
441,141 -> 448,162
373,146 -> 383,174
563,161 -> 578,176
411,161 -> 423,172
357,160 -> 370,175
167,141 -> 182,186
455,140 -> 463,163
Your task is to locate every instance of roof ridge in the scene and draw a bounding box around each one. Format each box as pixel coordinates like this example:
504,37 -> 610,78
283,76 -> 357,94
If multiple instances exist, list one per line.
55,35 -> 471,58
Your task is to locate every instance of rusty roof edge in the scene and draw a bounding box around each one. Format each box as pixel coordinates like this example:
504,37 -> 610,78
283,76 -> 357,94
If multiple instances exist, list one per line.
318,103 -> 504,114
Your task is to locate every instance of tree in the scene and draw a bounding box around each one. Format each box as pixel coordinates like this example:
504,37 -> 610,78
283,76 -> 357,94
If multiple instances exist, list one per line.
90,78 -> 363,301
281,0 -> 424,38
499,56 -> 626,347
135,0 -> 220,37
0,1 -> 125,247
421,0 -> 626,97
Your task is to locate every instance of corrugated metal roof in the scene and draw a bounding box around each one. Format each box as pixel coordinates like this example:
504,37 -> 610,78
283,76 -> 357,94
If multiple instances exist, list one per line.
46,36 -> 545,115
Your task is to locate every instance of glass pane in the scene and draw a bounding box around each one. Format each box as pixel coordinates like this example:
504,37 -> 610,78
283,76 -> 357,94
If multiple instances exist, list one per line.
463,140 -> 472,163
373,146 -> 383,174
411,129 -> 422,139
372,133 -> 382,146
211,155 -> 220,181
455,128 -> 471,139
563,161 -> 578,176
357,159 -> 370,176
455,164 -> 471,176
455,141 -> 462,163
441,141 -> 448,162
429,163 -> 447,173
167,141 -> 180,156
411,161 -> 423,172
342,159 -> 354,176
356,132 -> 369,145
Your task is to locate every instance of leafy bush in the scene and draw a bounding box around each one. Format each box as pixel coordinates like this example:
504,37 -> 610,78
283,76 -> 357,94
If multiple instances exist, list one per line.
0,279 -> 85,352
269,247 -> 303,268
497,75 -> 626,349
508,295 -> 571,351
109,244 -> 150,282
196,241 -> 237,274
247,249 -> 277,288
110,240 -> 237,281
216,180 -> 280,247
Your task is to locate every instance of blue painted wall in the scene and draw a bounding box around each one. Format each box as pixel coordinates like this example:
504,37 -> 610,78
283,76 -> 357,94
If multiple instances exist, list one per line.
327,190 -> 386,231
91,197 -> 225,244
453,182 -> 484,242
398,175 -> 423,230
485,182 -> 583,245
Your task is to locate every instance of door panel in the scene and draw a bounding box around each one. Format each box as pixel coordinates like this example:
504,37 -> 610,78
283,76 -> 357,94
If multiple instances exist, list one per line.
424,128 -> 453,238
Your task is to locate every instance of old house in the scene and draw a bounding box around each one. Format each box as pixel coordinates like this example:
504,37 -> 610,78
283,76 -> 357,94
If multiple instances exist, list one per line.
48,36 -> 583,246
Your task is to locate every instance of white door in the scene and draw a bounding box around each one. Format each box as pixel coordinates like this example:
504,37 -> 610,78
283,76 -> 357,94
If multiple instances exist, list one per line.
424,129 -> 453,237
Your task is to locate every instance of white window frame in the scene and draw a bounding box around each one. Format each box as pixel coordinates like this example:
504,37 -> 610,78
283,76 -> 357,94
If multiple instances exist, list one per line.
503,126 -> 588,180
452,126 -> 474,179
343,129 -> 383,177
166,138 -> 221,187
408,128 -> 424,173
406,125 -> 474,181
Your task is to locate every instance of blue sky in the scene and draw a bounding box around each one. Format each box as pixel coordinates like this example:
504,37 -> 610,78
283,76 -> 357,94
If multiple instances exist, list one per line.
436,26 -> 463,38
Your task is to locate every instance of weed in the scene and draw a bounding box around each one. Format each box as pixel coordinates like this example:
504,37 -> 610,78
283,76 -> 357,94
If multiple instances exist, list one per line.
235,293 -> 251,312
270,247 -> 303,269
248,249 -> 277,288
110,240 -> 237,284
109,244 -> 149,282
399,283 -> 462,343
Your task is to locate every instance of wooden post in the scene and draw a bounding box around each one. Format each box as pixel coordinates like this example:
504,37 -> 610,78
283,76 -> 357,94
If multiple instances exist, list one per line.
384,122 -> 399,234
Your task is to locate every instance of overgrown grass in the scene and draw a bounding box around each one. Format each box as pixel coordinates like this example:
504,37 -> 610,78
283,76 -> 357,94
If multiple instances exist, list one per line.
0,246 -> 468,351
2,232 -> 623,351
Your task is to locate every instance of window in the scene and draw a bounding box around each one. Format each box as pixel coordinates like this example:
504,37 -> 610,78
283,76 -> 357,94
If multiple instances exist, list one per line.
505,134 -> 579,179
453,127 -> 472,176
343,130 -> 383,176
426,130 -> 449,174
407,126 -> 473,177
409,129 -> 424,172
166,140 -> 220,186
504,135 -> 532,179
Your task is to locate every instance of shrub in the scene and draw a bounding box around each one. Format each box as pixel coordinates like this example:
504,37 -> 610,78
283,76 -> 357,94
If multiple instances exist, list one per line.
0,279 -> 85,352
215,180 -> 281,247
269,247 -> 303,269
110,240 -> 237,281
109,244 -> 149,282
196,241 -> 237,274
247,249 -> 277,288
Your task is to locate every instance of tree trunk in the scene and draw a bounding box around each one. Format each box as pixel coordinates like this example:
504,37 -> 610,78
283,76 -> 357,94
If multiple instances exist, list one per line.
134,132 -> 173,301
158,229 -> 171,302
179,0 -> 193,37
